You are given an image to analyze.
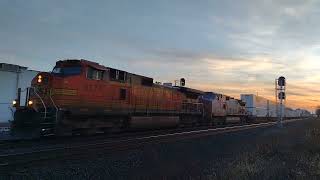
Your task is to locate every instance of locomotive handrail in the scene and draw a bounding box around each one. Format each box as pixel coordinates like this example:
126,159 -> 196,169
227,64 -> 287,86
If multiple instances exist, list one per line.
181,102 -> 204,114
49,91 -> 59,123
30,87 -> 47,120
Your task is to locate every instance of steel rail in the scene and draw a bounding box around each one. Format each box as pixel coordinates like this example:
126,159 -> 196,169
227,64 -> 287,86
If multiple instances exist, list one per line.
0,118 -> 305,169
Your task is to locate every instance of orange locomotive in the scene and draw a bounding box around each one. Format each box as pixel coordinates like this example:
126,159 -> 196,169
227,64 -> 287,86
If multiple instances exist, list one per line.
11,59 -> 203,136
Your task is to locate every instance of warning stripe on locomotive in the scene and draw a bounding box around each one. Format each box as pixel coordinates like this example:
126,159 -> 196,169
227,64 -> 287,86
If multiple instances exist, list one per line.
51,89 -> 77,96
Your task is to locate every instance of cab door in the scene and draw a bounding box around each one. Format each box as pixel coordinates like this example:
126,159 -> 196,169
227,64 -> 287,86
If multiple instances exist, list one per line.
82,66 -> 107,108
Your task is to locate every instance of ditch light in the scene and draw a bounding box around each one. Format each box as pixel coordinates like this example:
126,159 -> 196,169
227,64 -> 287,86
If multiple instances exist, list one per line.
12,99 -> 18,107
28,100 -> 33,106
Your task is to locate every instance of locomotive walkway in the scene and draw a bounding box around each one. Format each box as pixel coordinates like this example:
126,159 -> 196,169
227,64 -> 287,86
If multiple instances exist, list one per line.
0,118 -> 307,171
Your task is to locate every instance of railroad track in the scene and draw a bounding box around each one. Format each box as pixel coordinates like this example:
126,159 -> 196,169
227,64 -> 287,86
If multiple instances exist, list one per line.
0,123 -> 253,150
0,118 -> 307,171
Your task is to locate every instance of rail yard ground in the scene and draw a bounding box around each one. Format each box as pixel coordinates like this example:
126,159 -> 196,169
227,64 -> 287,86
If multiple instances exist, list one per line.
1,118 -> 320,179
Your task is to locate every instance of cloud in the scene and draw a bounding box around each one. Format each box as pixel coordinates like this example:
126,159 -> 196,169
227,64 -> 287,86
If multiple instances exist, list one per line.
1,0 -> 320,111
133,47 -> 320,110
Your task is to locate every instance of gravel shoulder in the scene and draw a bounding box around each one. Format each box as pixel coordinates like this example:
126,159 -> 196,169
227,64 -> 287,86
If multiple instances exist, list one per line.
2,118 -> 320,179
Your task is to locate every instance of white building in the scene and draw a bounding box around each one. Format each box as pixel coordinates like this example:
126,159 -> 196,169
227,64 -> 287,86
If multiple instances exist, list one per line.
0,63 -> 39,126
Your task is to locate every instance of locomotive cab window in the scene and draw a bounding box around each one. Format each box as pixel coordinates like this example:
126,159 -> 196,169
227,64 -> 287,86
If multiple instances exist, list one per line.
110,69 -> 126,82
110,69 -> 117,80
87,67 -> 104,80
118,71 -> 126,81
120,89 -> 126,100
52,66 -> 82,76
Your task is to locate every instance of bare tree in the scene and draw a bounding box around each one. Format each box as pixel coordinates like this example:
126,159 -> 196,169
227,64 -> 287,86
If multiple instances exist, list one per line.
316,106 -> 320,117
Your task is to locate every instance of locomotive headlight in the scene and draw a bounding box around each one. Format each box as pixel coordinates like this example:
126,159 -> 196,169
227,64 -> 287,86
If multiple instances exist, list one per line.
28,100 -> 33,106
13,99 -> 20,107
37,75 -> 42,83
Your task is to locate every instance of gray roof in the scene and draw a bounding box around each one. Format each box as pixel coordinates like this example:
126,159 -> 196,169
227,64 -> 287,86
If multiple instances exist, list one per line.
0,63 -> 27,72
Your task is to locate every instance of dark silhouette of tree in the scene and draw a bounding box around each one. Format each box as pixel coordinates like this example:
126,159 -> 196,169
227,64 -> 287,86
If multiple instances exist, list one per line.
316,107 -> 320,117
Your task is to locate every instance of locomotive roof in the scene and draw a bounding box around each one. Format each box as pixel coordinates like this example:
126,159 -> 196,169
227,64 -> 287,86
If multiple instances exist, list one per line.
57,59 -> 153,81
175,86 -> 204,99
205,91 -> 228,96
237,99 -> 246,106
176,86 -> 204,94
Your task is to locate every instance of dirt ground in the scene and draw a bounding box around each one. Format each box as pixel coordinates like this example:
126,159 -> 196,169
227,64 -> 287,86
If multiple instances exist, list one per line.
2,118 -> 320,180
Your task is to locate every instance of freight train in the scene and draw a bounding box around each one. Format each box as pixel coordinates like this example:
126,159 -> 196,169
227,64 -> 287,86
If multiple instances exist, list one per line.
10,59 -> 309,137
241,94 -> 311,120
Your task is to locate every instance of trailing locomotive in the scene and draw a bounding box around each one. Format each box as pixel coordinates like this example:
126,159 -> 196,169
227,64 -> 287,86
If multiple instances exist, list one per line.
200,92 -> 248,125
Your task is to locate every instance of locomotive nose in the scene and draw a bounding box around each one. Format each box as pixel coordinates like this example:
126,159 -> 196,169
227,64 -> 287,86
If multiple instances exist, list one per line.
33,72 -> 52,85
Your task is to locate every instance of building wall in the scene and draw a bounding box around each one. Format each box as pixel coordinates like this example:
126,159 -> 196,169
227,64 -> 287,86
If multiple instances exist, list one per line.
0,69 -> 38,124
0,71 -> 17,124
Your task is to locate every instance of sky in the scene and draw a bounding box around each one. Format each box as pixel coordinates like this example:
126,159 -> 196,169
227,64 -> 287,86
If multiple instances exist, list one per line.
1,0 -> 320,111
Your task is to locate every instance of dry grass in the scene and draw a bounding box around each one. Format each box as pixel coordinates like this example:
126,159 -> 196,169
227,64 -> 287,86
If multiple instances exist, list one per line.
218,126 -> 320,179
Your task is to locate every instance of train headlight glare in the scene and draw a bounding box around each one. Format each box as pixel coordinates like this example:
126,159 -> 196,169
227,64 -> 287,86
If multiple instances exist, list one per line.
37,75 -> 42,83
12,100 -> 17,106
28,100 -> 33,106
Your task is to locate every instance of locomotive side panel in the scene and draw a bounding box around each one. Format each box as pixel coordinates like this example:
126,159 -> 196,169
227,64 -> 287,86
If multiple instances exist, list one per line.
212,95 -> 227,117
130,116 -> 179,129
200,92 -> 227,125
131,85 -> 184,114
225,98 -> 247,123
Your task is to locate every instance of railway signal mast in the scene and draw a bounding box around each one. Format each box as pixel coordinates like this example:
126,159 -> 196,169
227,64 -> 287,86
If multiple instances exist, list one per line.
174,78 -> 186,87
275,76 -> 286,127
